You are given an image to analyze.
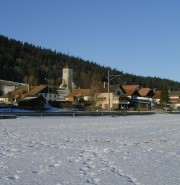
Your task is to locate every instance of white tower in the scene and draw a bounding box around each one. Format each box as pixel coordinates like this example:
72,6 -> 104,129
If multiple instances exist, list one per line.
58,65 -> 76,101
60,65 -> 73,91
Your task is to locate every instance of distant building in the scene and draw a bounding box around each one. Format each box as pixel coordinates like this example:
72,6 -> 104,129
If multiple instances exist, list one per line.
59,65 -> 76,91
57,65 -> 76,101
66,89 -> 95,102
0,95 -> 11,105
138,88 -> 156,106
0,79 -> 26,94
96,85 -> 130,110
153,90 -> 161,105
0,85 -> 58,105
169,91 -> 180,109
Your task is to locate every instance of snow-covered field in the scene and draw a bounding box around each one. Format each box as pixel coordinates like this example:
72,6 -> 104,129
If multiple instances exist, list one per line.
0,114 -> 180,185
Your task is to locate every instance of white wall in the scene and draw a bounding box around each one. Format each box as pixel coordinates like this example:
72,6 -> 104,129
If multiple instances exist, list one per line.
3,85 -> 15,94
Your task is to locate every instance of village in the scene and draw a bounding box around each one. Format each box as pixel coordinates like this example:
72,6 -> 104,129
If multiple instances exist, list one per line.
0,65 -> 180,112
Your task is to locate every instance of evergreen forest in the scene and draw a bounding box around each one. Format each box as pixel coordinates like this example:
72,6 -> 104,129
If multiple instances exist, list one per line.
1,35 -> 180,91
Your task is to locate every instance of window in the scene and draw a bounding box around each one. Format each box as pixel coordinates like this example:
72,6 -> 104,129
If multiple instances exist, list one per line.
97,97 -> 106,101
116,90 -> 122,95
113,97 -> 117,101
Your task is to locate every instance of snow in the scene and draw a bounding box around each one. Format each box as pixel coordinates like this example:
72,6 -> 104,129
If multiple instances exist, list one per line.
0,114 -> 180,185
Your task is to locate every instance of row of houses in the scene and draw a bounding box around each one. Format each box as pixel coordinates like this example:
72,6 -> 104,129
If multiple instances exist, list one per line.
1,82 -> 180,111
66,84 -> 180,111
1,66 -> 180,111
66,84 -> 157,111
0,85 -> 58,109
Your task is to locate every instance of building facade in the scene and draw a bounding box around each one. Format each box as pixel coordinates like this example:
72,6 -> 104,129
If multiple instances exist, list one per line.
57,66 -> 76,101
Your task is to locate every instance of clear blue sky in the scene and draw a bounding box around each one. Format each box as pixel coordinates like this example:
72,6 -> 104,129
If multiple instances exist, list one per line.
1,0 -> 180,82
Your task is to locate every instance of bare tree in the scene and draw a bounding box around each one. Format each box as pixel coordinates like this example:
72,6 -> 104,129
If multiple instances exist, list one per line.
23,75 -> 38,87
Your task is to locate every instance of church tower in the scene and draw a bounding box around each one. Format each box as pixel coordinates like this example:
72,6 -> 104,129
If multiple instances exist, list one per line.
60,65 -> 75,91
60,65 -> 73,90
58,65 -> 76,101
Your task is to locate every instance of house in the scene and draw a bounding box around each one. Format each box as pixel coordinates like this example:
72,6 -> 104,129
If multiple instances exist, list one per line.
66,89 -> 95,102
96,93 -> 130,111
123,85 -> 154,110
139,88 -> 154,98
2,86 -> 29,104
0,95 -> 11,105
153,91 -> 161,105
2,85 -> 58,106
10,85 -> 47,104
0,79 -> 26,94
18,96 -> 46,110
169,91 -> 180,109
96,85 -> 130,111
138,88 -> 156,106
123,85 -> 141,99
169,91 -> 180,99
96,92 -> 116,110
65,89 -> 95,110
123,85 -> 140,105
20,85 -> 59,104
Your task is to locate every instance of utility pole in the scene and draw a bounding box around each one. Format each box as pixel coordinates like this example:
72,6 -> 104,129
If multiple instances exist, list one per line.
45,78 -> 49,94
108,70 -> 122,111
108,70 -> 110,111
45,78 -> 49,105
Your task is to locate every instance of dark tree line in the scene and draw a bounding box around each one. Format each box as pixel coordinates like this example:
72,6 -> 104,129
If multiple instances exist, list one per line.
0,34 -> 180,91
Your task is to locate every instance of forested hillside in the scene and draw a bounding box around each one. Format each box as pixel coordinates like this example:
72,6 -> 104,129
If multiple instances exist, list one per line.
1,35 -> 180,90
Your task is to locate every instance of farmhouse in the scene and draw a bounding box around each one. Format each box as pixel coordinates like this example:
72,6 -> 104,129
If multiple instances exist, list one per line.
169,91 -> 180,109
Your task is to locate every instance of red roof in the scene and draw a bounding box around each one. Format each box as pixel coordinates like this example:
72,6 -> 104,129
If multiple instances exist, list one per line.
123,85 -> 140,96
139,88 -> 154,97
123,85 -> 139,91
66,89 -> 94,98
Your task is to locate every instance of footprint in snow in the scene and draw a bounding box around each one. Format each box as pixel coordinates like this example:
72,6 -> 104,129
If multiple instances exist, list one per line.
111,166 -> 141,185
68,157 -> 81,163
49,162 -> 61,168
86,177 -> 101,184
32,166 -> 48,175
4,175 -> 20,181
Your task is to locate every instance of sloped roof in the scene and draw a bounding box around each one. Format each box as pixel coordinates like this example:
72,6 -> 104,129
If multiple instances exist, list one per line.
8,85 -> 47,99
123,89 -> 132,96
169,91 -> 180,97
123,85 -> 139,91
139,88 -> 154,97
96,84 -> 125,94
23,85 -> 47,97
66,89 -> 94,98
10,86 -> 28,96
153,91 -> 161,99
123,85 -> 140,96
110,84 -> 126,93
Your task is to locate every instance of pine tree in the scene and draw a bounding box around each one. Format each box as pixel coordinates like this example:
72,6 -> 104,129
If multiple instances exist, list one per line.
160,83 -> 169,105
